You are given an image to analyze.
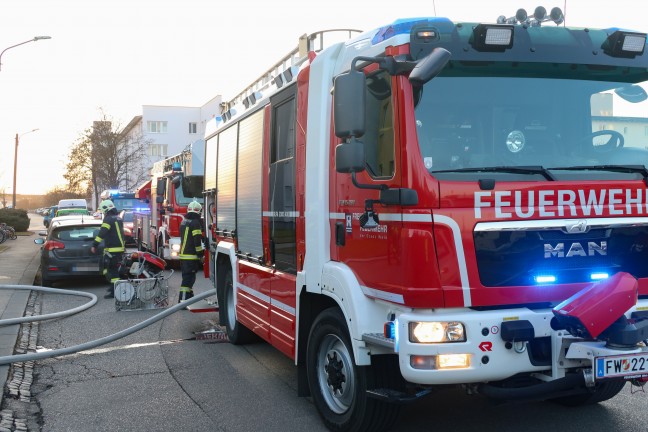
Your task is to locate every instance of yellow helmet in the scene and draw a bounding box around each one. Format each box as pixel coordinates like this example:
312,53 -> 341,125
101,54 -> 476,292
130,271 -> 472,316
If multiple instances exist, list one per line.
187,201 -> 202,214
99,199 -> 115,213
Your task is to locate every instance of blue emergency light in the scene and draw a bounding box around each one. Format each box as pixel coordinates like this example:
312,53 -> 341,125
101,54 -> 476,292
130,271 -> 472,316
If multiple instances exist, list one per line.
534,275 -> 556,284
172,162 -> 182,171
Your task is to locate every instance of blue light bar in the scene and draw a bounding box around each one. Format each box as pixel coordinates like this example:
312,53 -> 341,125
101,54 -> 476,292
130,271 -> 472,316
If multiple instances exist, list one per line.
534,275 -> 556,284
172,162 -> 182,171
590,272 -> 609,281
371,17 -> 454,45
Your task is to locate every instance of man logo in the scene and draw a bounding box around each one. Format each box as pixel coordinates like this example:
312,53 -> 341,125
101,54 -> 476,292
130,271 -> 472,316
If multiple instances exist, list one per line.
544,241 -> 607,258
565,220 -> 588,234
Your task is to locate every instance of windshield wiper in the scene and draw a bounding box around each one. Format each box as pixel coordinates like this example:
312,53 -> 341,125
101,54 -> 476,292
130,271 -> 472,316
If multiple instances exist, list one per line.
430,165 -> 557,181
549,165 -> 648,178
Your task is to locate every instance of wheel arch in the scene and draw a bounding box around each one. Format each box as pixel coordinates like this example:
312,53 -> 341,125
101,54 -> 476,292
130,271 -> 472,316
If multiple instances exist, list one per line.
215,241 -> 237,326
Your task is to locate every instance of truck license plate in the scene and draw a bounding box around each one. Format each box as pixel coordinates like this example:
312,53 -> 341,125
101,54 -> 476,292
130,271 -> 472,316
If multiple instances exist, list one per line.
595,353 -> 648,379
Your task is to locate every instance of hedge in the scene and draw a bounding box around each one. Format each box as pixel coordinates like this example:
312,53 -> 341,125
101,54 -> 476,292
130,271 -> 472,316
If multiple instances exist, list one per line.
0,208 -> 30,232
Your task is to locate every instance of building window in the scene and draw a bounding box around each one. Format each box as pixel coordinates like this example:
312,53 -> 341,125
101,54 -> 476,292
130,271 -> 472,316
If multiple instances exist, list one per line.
189,122 -> 197,134
147,121 -> 168,133
149,144 -> 168,157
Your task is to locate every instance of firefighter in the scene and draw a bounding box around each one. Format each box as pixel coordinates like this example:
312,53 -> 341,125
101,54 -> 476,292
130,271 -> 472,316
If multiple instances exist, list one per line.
90,199 -> 126,299
178,200 -> 204,303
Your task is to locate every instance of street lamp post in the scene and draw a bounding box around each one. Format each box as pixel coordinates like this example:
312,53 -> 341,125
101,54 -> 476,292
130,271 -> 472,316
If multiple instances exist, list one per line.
0,36 -> 52,71
13,129 -> 39,209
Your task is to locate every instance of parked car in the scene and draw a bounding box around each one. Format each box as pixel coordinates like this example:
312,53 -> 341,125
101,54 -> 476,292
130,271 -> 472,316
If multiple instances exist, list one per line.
119,209 -> 135,246
34,217 -> 104,287
42,205 -> 58,228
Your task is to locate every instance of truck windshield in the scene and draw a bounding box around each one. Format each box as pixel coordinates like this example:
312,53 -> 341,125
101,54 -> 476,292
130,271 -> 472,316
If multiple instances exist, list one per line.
174,179 -> 201,205
415,66 -> 648,181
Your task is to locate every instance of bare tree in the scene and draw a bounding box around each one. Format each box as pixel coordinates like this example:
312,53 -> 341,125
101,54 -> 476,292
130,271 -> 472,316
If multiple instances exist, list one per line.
64,110 -> 151,207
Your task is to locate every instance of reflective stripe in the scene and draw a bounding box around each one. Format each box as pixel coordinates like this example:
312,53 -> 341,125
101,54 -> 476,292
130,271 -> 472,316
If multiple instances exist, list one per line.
180,227 -> 190,255
105,247 -> 125,252
94,236 -> 103,243
179,254 -> 199,260
101,223 -> 110,229
191,229 -> 202,236
116,225 -> 125,249
179,287 -> 192,293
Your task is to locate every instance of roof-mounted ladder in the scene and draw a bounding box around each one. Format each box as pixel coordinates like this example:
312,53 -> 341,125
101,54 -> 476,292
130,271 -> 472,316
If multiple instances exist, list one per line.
224,29 -> 362,112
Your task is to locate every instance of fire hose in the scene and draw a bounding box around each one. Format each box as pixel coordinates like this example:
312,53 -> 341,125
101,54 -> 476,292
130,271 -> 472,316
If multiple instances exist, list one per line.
0,284 -> 216,365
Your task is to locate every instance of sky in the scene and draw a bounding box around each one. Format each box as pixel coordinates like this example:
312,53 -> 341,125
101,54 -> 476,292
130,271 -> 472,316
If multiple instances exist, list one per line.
0,0 -> 645,196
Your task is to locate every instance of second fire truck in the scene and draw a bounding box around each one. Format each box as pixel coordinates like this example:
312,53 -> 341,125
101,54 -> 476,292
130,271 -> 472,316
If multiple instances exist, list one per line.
133,140 -> 204,262
202,7 -> 648,432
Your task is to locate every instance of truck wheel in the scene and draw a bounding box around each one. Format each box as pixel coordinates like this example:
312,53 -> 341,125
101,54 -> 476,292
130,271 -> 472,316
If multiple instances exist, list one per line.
222,267 -> 256,344
551,379 -> 626,406
306,308 -> 400,432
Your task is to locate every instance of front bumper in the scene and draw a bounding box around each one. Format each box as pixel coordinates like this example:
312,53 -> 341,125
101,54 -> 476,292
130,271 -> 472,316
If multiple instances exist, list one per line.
368,298 -> 648,386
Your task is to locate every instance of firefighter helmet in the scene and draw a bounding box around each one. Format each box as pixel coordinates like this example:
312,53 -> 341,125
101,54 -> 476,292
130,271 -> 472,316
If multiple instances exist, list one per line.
99,199 -> 115,213
187,201 -> 202,214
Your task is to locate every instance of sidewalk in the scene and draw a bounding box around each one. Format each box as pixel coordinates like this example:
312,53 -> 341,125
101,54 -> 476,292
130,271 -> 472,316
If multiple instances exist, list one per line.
0,214 -> 45,407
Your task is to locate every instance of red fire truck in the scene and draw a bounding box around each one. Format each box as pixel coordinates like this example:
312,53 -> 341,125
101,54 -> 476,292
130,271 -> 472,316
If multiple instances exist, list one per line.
133,141 -> 204,262
203,8 -> 648,431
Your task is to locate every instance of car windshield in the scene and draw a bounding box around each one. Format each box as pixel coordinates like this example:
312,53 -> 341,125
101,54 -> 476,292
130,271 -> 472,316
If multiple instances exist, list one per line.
52,226 -> 98,241
121,211 -> 133,222
415,64 -> 648,181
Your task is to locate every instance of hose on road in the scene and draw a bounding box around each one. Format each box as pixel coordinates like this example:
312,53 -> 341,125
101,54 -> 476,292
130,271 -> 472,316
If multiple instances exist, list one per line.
0,285 -> 217,365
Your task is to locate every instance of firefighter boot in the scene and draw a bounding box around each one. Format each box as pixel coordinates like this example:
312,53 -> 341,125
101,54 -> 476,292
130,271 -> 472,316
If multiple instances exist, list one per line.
104,279 -> 118,299
178,287 -> 194,304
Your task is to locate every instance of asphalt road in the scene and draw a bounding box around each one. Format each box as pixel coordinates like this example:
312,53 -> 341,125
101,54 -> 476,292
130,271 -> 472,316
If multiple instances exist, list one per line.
14,263 -> 648,432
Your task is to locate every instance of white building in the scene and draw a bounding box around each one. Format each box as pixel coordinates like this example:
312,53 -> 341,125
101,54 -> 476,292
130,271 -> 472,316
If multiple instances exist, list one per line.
122,95 -> 223,180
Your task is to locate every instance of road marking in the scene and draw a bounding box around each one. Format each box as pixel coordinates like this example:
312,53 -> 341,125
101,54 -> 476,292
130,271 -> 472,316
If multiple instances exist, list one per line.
35,338 -> 192,357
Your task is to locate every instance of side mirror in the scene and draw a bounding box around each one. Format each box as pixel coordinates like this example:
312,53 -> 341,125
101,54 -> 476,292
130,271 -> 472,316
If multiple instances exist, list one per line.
409,47 -> 451,87
335,137 -> 366,174
34,238 -> 45,245
333,68 -> 366,139
156,178 -> 166,195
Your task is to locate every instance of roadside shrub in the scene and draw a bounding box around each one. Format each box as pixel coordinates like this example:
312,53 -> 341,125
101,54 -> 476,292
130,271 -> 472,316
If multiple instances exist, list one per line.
0,208 -> 30,232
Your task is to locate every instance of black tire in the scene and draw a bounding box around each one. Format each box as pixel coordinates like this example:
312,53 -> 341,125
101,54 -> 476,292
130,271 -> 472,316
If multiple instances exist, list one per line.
222,267 -> 257,344
306,308 -> 400,432
551,379 -> 626,406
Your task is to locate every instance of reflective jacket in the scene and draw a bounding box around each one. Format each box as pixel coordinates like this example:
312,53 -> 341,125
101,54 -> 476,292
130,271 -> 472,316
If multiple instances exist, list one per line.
179,212 -> 204,260
92,209 -> 125,253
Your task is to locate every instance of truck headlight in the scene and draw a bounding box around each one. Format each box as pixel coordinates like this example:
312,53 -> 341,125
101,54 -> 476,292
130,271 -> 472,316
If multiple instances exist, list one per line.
171,243 -> 181,252
409,321 -> 465,343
